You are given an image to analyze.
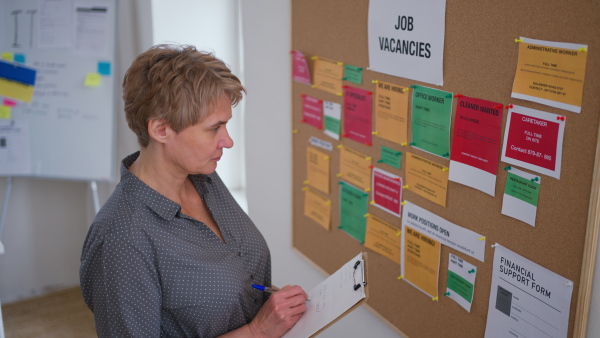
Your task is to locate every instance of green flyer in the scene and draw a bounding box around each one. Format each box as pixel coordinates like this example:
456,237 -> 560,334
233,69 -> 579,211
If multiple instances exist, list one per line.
338,181 -> 369,243
343,64 -> 363,84
501,167 -> 541,226
323,101 -> 341,140
379,146 -> 402,169
446,253 -> 476,312
504,172 -> 540,206
411,85 -> 452,157
447,271 -> 474,303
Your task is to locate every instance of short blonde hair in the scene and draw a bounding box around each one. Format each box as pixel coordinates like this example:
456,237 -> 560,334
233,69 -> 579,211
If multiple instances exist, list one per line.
123,44 -> 245,147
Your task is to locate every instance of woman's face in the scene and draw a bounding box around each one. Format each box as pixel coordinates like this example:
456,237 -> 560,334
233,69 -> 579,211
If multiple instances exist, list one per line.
165,96 -> 234,176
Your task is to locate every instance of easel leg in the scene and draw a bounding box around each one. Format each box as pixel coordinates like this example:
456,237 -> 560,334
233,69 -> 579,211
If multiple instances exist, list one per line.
0,176 -> 13,254
0,176 -> 12,338
0,297 -> 4,338
89,180 -> 100,215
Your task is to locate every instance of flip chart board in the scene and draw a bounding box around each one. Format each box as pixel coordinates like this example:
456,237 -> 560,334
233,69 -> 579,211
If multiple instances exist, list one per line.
0,0 -> 117,181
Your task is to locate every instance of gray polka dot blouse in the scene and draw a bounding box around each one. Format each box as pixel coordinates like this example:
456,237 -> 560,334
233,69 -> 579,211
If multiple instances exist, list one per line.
80,152 -> 272,337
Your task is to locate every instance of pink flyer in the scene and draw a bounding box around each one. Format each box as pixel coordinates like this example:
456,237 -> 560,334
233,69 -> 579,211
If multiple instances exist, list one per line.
343,85 -> 373,145
372,167 -> 402,217
302,95 -> 323,129
292,50 -> 311,85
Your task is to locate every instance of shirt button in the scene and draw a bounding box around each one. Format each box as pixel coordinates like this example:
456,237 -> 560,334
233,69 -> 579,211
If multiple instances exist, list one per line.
250,274 -> 254,280
238,251 -> 242,257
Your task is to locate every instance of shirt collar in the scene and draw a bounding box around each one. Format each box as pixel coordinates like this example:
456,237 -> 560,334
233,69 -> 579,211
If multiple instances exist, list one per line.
119,151 -> 211,222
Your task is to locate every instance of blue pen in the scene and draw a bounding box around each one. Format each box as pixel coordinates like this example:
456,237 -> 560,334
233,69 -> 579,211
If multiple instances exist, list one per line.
252,284 -> 310,301
252,284 -> 278,293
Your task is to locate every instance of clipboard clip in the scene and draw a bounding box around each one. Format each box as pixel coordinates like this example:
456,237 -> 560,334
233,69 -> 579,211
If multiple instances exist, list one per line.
353,260 -> 367,291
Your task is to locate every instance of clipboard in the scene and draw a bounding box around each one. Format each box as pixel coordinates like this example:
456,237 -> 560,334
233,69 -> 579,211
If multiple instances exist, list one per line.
283,252 -> 369,338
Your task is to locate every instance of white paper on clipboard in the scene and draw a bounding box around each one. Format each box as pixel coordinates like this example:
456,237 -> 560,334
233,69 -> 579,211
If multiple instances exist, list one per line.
283,252 -> 368,338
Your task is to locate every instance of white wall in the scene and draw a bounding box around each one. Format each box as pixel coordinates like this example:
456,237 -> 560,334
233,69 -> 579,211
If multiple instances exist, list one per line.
0,0 -> 152,304
151,0 -> 246,193
241,1 -> 401,337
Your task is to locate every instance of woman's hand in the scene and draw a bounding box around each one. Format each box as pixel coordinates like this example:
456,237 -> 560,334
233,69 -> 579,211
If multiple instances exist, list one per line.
247,285 -> 309,338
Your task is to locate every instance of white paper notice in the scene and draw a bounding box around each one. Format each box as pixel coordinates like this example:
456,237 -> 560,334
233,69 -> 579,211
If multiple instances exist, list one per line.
0,121 -> 32,176
402,201 -> 486,262
501,167 -> 540,226
501,105 -> 565,179
323,100 -> 341,140
309,136 -> 333,152
446,253 -> 477,312
485,244 -> 573,338
73,2 -> 111,56
449,161 -> 496,196
283,253 -> 366,338
38,0 -> 73,49
368,0 -> 446,85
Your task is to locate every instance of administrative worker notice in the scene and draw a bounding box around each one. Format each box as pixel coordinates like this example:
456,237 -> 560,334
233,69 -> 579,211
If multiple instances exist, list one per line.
484,244 -> 573,338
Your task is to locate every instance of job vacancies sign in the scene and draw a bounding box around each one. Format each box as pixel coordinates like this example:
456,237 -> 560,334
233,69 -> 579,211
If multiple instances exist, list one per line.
368,0 -> 446,86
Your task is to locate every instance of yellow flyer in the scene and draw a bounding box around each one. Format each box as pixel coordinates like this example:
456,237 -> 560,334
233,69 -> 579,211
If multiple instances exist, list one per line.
512,37 -> 588,113
365,214 -> 400,264
306,147 -> 330,194
303,187 -> 332,230
339,146 -> 372,190
402,226 -> 440,299
374,81 -> 409,144
313,57 -> 343,95
405,152 -> 449,207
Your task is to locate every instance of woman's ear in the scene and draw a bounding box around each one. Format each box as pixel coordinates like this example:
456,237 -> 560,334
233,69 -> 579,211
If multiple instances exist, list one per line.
147,119 -> 170,144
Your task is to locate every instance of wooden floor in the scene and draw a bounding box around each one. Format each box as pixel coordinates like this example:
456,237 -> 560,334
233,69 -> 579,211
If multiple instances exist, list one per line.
2,287 -> 96,338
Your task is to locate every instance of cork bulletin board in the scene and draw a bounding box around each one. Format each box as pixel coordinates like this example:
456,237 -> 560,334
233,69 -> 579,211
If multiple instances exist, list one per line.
291,1 -> 600,337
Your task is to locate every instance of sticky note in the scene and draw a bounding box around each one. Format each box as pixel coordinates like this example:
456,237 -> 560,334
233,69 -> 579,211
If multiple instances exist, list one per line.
98,61 -> 111,76
14,54 -> 26,63
84,73 -> 102,87
1,52 -> 13,61
3,98 -> 17,107
0,106 -> 11,119
0,78 -> 35,102
0,61 -> 37,85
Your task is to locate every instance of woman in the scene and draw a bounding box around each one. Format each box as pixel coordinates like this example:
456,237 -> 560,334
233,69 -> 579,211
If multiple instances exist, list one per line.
80,44 -> 308,337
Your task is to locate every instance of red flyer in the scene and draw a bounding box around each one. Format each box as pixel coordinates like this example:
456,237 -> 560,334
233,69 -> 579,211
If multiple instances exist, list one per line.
371,167 -> 402,217
301,95 -> 323,129
291,50 -> 311,85
343,86 -> 373,145
501,105 -> 565,179
448,96 -> 503,196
